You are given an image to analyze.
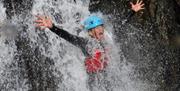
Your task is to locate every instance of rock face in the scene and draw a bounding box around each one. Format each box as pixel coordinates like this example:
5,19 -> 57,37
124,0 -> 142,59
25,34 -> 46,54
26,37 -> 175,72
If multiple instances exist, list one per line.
89,0 -> 180,91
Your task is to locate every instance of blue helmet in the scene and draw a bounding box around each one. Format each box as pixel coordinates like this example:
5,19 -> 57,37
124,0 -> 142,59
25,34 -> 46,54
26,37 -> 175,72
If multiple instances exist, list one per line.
83,16 -> 104,31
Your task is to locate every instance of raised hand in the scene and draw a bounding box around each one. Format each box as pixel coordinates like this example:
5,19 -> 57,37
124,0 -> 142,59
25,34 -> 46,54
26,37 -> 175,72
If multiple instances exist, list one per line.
130,0 -> 145,12
35,15 -> 53,30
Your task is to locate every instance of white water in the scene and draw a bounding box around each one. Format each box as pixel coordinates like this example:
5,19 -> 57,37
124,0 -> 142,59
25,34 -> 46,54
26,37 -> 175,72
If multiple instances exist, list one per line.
0,0 -> 157,91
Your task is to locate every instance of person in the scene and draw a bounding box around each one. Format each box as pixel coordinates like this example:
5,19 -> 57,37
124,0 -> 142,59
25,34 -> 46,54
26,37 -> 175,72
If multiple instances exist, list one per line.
34,0 -> 144,90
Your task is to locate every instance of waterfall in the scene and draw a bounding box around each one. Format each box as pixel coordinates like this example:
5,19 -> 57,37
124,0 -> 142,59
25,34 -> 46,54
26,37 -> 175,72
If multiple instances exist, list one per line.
0,0 -> 158,91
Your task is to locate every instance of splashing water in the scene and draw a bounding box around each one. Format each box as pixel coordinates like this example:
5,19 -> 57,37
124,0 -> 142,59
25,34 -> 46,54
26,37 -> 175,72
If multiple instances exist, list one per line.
0,1 -> 6,26
0,0 -> 158,91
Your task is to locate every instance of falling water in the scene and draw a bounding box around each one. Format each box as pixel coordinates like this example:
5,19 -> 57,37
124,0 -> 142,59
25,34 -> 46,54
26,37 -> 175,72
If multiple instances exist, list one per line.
0,0 -> 159,91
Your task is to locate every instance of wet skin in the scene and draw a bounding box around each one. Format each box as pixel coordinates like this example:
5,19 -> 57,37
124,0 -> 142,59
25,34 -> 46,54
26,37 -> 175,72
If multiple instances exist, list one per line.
89,26 -> 105,41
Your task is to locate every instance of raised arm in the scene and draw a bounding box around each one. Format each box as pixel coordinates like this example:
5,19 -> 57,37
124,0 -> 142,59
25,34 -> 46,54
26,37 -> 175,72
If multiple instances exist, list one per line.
34,15 -> 88,49
122,0 -> 145,24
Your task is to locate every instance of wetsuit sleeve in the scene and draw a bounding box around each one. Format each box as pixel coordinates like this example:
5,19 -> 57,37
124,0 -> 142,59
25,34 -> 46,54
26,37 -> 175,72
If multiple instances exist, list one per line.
49,24 -> 88,49
122,10 -> 135,24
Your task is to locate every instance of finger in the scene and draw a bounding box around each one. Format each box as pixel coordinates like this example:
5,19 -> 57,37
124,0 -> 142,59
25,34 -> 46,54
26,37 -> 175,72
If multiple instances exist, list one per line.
140,7 -> 145,10
46,16 -> 52,21
35,15 -> 43,20
136,0 -> 140,4
140,4 -> 145,7
130,2 -> 134,6
139,0 -> 143,4
46,16 -> 51,19
34,20 -> 43,23
35,23 -> 44,27
35,15 -> 45,20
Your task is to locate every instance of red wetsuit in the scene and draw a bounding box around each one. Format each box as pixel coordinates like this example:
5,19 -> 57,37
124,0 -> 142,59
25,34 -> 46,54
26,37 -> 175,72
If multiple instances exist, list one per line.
85,49 -> 108,73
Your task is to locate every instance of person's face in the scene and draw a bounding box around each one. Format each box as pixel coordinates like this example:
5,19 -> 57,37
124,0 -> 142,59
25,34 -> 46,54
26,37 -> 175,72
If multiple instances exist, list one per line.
89,25 -> 105,41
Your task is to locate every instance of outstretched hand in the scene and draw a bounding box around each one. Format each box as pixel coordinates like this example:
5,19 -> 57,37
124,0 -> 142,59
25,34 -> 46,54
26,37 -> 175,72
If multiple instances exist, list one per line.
130,0 -> 145,12
35,15 -> 53,30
